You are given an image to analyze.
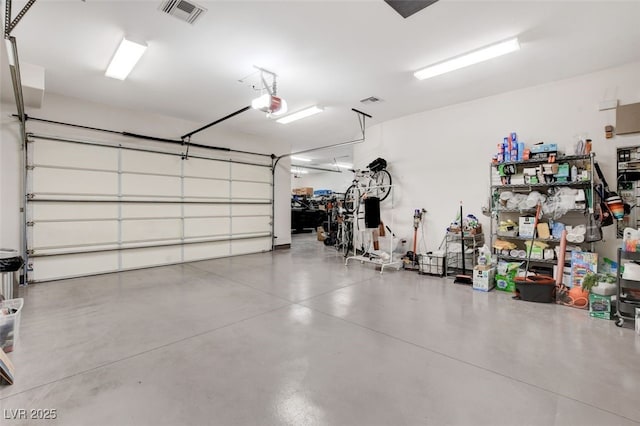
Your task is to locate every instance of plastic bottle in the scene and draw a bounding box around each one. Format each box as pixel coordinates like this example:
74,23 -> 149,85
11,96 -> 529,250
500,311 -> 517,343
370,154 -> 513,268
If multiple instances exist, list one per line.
571,165 -> 578,182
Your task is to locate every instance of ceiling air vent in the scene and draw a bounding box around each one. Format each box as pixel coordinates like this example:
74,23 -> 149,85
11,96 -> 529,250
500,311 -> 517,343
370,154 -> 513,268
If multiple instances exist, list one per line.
360,96 -> 382,104
159,0 -> 207,25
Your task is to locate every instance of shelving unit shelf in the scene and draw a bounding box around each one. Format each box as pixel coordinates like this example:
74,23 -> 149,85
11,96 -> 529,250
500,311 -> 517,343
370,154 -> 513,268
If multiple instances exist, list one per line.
615,248 -> 640,327
495,208 -> 586,214
492,181 -> 591,190
498,154 -> 592,167
496,255 -> 570,265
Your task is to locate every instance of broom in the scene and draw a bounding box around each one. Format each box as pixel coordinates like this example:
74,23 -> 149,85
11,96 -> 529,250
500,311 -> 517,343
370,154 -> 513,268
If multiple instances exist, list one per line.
454,202 -> 473,284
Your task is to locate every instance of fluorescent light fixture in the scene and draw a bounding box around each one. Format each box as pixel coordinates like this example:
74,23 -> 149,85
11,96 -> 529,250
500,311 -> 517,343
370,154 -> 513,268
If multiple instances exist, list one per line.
414,37 -> 520,80
276,106 -> 324,124
290,168 -> 308,174
291,156 -> 312,162
105,37 -> 148,80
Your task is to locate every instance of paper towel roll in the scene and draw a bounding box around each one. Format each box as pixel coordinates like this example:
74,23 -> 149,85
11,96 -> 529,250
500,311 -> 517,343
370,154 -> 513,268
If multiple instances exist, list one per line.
574,225 -> 586,235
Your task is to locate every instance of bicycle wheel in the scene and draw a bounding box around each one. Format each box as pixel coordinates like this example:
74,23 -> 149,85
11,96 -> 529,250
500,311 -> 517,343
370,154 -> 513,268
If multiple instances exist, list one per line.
371,170 -> 392,201
344,184 -> 359,213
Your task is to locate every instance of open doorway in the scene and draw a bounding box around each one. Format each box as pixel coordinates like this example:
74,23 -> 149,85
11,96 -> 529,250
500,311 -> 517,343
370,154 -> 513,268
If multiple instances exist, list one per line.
290,147 -> 354,249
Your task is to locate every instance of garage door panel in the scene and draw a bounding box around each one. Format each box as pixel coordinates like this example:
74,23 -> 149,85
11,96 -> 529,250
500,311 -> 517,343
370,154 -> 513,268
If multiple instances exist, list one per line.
32,220 -> 119,249
232,163 -> 270,182
184,178 -> 230,198
233,216 -> 271,234
231,238 -> 271,255
32,168 -> 118,196
183,204 -> 229,217
121,174 -> 181,197
233,204 -> 271,216
231,181 -> 271,199
121,246 -> 182,269
31,202 -> 118,221
184,158 -> 229,179
121,150 -> 181,175
183,241 -> 230,262
121,219 -> 182,242
31,252 -> 119,282
32,140 -> 118,170
121,204 -> 182,219
184,218 -> 230,238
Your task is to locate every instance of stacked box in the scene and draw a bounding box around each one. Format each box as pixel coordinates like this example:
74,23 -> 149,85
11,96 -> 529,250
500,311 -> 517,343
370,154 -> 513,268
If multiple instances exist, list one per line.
293,187 -> 314,196
589,294 -> 612,320
473,266 -> 495,292
519,217 -> 536,238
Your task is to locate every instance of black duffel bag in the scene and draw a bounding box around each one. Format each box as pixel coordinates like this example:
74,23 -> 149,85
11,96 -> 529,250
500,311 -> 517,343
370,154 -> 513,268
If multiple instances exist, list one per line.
367,157 -> 387,172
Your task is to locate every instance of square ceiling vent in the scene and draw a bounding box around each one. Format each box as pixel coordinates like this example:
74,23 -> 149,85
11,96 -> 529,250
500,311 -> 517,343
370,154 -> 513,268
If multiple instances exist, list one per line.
159,0 -> 207,25
384,0 -> 438,19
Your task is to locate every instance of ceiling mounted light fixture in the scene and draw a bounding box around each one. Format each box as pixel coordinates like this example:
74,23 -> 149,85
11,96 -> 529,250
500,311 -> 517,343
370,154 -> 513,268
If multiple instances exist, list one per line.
105,37 -> 148,80
251,66 -> 287,116
414,37 -> 520,80
276,106 -> 324,124
291,156 -> 312,162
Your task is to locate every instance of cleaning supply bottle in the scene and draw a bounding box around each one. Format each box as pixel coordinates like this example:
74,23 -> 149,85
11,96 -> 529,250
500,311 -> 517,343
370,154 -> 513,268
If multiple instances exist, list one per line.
571,165 -> 578,182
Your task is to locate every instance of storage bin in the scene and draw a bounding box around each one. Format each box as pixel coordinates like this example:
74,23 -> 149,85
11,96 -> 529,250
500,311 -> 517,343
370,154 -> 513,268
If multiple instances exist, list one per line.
515,276 -> 556,303
419,253 -> 446,277
0,298 -> 24,353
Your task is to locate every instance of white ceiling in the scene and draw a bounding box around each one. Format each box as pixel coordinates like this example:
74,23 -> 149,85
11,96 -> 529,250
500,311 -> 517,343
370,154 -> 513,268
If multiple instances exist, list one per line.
2,0 -> 640,159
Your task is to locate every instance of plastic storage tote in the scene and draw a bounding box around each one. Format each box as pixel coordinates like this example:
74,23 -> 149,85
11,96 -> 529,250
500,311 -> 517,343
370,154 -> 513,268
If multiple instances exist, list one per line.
0,298 -> 24,353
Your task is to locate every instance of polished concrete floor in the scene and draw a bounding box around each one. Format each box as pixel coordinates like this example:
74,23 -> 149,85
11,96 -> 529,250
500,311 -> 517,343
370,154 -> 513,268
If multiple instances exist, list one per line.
1,234 -> 639,425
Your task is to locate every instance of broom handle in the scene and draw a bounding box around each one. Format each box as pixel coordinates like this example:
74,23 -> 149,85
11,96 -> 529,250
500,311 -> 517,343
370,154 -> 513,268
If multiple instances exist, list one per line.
460,203 -> 466,274
556,230 -> 567,285
524,202 -> 542,275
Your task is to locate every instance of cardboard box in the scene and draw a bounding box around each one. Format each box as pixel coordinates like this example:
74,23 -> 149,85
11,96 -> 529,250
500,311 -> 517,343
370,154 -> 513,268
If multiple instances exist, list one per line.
589,294 -> 612,320
530,143 -> 558,154
473,267 -> 495,292
519,216 -> 536,238
293,187 -> 313,196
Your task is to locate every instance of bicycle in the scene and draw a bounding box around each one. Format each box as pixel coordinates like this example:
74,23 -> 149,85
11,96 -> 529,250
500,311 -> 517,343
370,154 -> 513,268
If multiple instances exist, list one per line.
343,158 -> 392,214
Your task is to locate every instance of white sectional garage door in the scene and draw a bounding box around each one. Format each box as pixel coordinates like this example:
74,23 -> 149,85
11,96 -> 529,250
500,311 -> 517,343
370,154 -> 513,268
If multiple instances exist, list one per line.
25,136 -> 272,282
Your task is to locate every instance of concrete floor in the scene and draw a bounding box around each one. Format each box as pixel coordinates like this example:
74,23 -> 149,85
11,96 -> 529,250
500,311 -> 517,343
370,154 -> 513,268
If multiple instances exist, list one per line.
1,234 -> 639,426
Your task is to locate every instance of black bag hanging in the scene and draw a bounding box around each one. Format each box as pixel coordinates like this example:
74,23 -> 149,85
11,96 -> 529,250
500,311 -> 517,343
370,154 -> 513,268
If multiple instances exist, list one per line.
367,158 -> 387,173
364,197 -> 381,229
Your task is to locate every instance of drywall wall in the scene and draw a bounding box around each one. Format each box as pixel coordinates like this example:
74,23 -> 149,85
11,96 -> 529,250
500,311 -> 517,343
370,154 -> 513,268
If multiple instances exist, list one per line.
291,170 -> 353,195
355,60 -> 640,261
0,104 -> 22,255
0,92 -> 292,261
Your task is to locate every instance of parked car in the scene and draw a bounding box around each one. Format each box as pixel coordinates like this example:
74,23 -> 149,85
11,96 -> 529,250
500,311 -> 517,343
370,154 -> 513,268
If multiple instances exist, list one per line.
291,198 -> 325,232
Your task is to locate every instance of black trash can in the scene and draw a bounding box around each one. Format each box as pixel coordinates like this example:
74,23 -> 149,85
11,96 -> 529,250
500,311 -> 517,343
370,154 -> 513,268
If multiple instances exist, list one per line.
0,250 -> 23,300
